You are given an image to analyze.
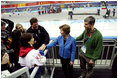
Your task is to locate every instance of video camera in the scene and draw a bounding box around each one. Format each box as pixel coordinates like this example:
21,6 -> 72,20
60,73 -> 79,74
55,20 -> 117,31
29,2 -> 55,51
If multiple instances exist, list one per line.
1,31 -> 8,41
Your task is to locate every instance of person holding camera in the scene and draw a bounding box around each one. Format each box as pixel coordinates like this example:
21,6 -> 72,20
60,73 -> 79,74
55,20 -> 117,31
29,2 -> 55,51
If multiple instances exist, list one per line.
1,18 -> 14,49
1,18 -> 14,72
1,18 -> 14,36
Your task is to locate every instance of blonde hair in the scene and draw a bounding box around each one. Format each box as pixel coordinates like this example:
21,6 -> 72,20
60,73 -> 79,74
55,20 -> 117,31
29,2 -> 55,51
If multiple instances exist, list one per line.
15,24 -> 23,29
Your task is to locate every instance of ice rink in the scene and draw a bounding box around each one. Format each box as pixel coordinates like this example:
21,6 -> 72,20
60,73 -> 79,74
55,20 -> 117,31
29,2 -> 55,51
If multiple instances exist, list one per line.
1,7 -> 117,40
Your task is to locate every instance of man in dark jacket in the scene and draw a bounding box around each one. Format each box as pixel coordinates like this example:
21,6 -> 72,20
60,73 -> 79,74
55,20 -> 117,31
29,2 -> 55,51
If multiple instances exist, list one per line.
27,17 -> 50,49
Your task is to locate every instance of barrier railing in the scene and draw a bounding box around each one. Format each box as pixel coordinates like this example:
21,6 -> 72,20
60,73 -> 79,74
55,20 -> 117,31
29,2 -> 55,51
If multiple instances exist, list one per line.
46,39 -> 117,70
76,39 -> 117,69
1,67 -> 30,78
1,40 -> 54,78
42,39 -> 116,78
2,39 -> 117,78
30,40 -> 54,78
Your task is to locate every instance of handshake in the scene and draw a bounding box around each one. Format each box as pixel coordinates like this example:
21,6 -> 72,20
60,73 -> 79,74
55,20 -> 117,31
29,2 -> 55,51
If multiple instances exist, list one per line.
38,44 -> 46,51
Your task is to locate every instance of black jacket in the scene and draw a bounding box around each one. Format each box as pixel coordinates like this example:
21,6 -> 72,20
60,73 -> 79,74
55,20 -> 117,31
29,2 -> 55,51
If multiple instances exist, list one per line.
27,25 -> 50,49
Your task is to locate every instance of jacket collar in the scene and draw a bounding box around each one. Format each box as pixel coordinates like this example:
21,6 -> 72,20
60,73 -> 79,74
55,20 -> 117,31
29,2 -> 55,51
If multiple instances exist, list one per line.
62,35 -> 71,46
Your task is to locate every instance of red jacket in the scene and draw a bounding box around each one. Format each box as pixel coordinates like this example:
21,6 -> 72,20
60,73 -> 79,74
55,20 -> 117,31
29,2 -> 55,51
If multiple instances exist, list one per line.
19,46 -> 34,57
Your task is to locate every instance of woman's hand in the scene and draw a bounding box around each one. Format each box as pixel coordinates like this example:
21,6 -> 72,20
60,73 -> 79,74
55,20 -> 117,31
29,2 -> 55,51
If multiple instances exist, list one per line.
69,61 -> 74,66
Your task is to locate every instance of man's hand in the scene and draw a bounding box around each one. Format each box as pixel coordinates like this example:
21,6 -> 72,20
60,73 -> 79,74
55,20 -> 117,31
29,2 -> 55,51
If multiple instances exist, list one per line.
89,59 -> 94,64
2,53 -> 9,64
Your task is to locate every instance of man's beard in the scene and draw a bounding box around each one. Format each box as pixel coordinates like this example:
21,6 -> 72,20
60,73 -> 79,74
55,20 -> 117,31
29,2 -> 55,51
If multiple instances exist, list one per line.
32,26 -> 38,30
86,28 -> 91,32
33,27 -> 38,30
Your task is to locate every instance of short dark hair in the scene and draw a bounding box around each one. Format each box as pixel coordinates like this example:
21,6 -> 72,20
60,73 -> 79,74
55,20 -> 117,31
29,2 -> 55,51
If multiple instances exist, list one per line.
30,17 -> 38,25
20,33 -> 33,47
59,24 -> 70,34
84,16 -> 95,25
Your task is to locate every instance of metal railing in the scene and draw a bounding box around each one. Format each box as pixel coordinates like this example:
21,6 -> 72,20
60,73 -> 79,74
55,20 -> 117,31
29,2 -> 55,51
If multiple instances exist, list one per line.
46,39 -> 117,70
2,39 -> 117,78
30,40 -> 54,78
2,67 -> 30,78
1,40 -> 54,78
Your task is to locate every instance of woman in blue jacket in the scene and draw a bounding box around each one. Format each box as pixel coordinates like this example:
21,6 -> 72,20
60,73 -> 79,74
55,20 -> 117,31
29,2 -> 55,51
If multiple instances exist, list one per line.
40,24 -> 76,78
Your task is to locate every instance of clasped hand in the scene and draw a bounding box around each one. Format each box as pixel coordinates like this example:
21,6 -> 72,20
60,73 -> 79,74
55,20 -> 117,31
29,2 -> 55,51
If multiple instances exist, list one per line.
38,44 -> 46,51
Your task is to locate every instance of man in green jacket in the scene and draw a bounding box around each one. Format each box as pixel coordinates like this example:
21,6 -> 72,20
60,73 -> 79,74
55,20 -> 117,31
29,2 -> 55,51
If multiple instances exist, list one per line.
76,16 -> 103,78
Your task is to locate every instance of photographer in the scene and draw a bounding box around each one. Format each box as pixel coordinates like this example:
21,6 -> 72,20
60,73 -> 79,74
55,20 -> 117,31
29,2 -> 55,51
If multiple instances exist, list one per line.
1,18 -> 14,35
1,39 -> 15,72
1,18 -> 14,49
1,19 -> 15,72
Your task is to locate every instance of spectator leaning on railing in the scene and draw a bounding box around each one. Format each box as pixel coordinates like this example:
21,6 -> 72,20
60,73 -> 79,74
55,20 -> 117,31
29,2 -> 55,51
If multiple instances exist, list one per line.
76,16 -> 103,78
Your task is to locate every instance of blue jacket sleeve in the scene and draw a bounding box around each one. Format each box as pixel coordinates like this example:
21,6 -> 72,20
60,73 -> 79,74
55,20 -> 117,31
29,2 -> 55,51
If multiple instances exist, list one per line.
46,38 -> 58,49
70,39 -> 76,62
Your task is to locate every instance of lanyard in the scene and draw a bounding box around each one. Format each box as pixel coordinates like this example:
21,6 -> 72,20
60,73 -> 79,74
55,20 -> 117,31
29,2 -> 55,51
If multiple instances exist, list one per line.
85,28 -> 95,44
86,32 -> 93,44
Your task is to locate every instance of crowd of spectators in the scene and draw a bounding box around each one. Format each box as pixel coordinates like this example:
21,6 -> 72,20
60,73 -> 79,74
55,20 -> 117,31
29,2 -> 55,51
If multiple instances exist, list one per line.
1,1 -> 117,14
1,17 -> 50,77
